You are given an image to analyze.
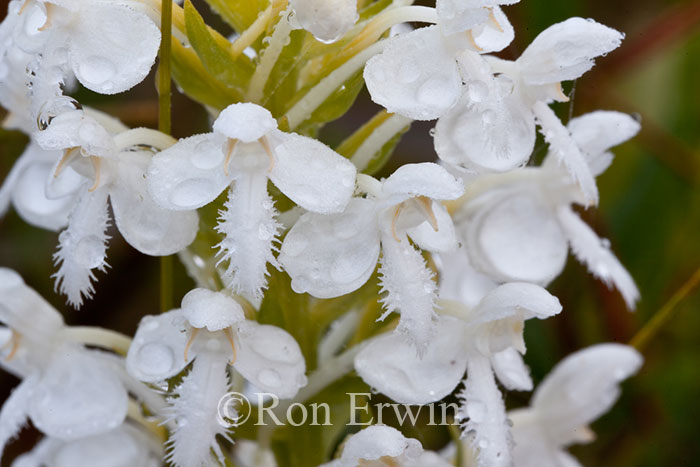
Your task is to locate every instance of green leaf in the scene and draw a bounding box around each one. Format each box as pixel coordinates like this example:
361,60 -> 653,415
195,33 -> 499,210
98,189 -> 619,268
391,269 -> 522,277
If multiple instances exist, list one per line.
204,0 -> 270,33
171,39 -> 240,110
184,0 -> 254,99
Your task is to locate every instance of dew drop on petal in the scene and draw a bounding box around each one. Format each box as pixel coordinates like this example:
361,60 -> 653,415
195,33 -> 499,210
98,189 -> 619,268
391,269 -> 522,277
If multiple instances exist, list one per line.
170,179 -> 218,209
397,62 -> 420,84
74,235 -> 105,268
190,140 -> 224,169
136,343 -> 174,376
37,96 -> 82,130
78,56 -> 117,90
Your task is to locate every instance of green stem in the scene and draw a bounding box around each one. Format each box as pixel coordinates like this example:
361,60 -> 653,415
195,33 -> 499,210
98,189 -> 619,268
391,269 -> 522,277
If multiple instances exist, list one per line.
158,0 -> 174,313
630,266 -> 700,351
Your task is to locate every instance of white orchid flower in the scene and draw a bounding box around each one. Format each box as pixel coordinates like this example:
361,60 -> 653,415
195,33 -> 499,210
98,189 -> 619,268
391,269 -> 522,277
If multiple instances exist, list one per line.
437,18 -> 625,204
290,0 -> 359,43
355,283 -> 561,467
147,102 -> 356,302
0,140 -> 82,231
364,0 -> 517,121
126,288 -> 307,467
280,163 -> 463,352
0,268 -> 131,460
32,99 -> 198,307
7,0 -> 160,95
322,425 -> 452,467
509,343 -> 643,467
11,423 -> 162,467
454,111 -> 641,308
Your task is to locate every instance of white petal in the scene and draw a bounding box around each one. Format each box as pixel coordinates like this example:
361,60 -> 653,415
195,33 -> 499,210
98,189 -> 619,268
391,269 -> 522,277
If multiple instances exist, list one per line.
110,151 -> 198,255
0,269 -> 64,344
268,131 -> 356,213
147,133 -> 233,210
335,425 -> 422,466
0,377 -> 33,460
213,103 -> 278,143
460,354 -> 512,467
567,111 -> 640,176
52,425 -> 157,467
234,322 -> 307,399
126,310 -> 191,383
436,247 -> 499,309
215,174 -> 281,302
279,198 -> 381,298
406,202 -> 458,253
29,349 -> 128,439
36,109 -> 116,157
534,101 -> 599,205
557,206 -> 639,309
531,343 -> 642,445
470,6 -> 515,53
290,0 -> 358,43
355,317 -> 467,405
475,282 -> 562,323
436,1 -> 490,35
435,89 -> 535,172
68,3 -> 160,94
364,26 -> 462,120
53,186 -> 111,308
465,191 -> 569,284
491,347 -> 533,391
518,18 -> 624,85
181,288 -> 245,331
382,163 -> 464,205
6,144 -> 77,231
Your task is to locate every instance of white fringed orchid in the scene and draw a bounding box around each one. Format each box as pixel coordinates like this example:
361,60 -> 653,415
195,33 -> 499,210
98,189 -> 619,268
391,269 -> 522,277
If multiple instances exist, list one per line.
0,140 -> 81,231
509,344 -> 643,467
290,0 -> 358,43
0,268 -> 130,460
147,102 -> 356,302
6,0 -> 160,95
11,423 -> 162,467
354,283 -> 561,467
32,101 -> 198,307
126,288 -> 307,467
453,111 -> 641,308
364,0 -> 517,121
322,425 -> 451,467
437,18 -> 625,203
280,163 -> 463,352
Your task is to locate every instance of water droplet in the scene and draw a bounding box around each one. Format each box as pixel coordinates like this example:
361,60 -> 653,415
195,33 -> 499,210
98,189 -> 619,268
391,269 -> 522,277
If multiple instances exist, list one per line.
330,257 -> 358,283
258,369 -> 281,388
74,235 -> 105,268
170,179 -> 218,209
77,55 -> 117,90
416,78 -> 453,108
429,128 -> 436,137
137,343 -> 174,376
190,140 -> 224,169
36,96 -> 82,130
481,109 -> 496,125
467,80 -> 489,103
601,238 -> 611,249
332,220 -> 356,240
291,276 -> 311,294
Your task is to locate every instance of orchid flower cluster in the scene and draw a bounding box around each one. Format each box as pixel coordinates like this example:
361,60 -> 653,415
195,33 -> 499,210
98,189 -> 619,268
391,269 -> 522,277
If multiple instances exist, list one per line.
0,0 -> 645,466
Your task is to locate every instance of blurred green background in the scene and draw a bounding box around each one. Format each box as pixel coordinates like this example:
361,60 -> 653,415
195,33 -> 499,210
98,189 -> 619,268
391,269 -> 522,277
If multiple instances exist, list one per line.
1,0 -> 699,465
